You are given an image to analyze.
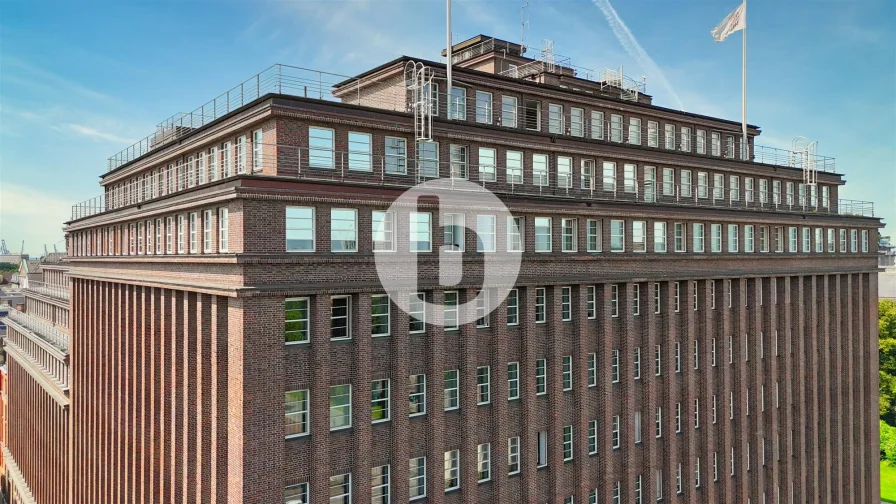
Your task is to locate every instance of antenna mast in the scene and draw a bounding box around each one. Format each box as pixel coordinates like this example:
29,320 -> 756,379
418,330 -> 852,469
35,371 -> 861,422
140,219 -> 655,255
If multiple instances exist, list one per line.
520,1 -> 530,51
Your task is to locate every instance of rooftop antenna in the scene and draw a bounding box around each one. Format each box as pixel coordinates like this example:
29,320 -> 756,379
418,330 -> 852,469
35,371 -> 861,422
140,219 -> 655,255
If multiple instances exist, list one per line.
0,240 -> 8,255
446,0 -> 453,96
44,244 -> 49,256
520,1 -> 530,52
20,240 -> 24,255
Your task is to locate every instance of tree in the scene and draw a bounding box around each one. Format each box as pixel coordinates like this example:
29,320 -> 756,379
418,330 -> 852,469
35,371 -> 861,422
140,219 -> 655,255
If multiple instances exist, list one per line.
882,299 -> 896,340
881,300 -> 896,425
0,262 -> 18,273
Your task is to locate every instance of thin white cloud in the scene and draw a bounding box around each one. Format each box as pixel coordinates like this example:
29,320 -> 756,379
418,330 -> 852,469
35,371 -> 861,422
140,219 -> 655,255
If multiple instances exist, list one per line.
590,0 -> 685,110
0,182 -> 71,254
65,123 -> 136,144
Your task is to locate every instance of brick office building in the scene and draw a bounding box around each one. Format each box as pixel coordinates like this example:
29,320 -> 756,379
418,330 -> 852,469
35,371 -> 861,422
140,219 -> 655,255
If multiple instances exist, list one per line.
58,35 -> 882,504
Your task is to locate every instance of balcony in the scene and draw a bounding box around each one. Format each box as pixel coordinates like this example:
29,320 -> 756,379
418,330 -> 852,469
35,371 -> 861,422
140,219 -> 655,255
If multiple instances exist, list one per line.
25,280 -> 70,301
2,309 -> 69,353
72,145 -> 874,222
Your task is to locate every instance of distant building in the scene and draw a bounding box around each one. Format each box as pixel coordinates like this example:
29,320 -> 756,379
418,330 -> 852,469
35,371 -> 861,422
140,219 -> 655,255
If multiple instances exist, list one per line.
881,234 -> 895,269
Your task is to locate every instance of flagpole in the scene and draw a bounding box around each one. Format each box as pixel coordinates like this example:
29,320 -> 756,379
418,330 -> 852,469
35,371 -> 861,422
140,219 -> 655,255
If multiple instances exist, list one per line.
742,0 -> 747,160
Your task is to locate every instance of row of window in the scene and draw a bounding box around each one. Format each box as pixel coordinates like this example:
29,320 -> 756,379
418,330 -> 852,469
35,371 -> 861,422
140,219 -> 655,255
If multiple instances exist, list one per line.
70,208 -> 229,257
285,280 -> 808,344
287,431 -> 788,504
107,129 -> 264,210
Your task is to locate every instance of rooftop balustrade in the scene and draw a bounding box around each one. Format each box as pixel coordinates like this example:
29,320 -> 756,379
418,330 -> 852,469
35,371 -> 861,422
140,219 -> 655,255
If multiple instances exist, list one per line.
25,280 -> 70,301
3,309 -> 69,353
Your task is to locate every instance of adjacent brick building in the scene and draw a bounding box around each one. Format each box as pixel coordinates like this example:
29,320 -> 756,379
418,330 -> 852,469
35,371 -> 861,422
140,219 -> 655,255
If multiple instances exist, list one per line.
10,35 -> 883,503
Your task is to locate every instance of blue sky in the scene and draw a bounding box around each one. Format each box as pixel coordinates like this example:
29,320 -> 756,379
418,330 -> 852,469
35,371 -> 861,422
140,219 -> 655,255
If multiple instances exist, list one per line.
1,0 -> 894,256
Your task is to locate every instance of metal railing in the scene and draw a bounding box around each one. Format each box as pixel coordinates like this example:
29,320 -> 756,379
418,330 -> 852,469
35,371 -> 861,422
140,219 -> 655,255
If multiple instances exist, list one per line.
106,64 -> 409,172
25,280 -> 70,301
73,142 -> 871,222
3,309 -> 69,352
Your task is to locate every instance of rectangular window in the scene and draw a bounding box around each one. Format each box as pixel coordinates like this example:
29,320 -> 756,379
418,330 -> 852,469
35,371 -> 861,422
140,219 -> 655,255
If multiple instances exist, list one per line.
633,220 -> 646,253
840,229 -> 848,252
664,124 -> 676,150
235,137 -> 247,174
560,286 -> 573,321
586,219 -> 602,252
654,222 -> 667,252
789,227 -> 798,252
681,126 -> 691,151
348,132 -> 372,171
477,367 -> 491,404
827,229 -> 836,253
656,407 -> 662,438
442,291 -> 458,331
610,114 -> 623,142
535,217 -> 552,252
713,174 -> 725,200
647,121 -> 659,147
589,420 -> 598,454
570,107 -> 584,137
562,355 -> 573,390
587,286 -> 596,319
371,379 -> 391,423
505,289 -> 520,326
696,129 -> 706,154
409,292 -> 426,333
330,209 -> 358,252
477,443 -> 491,482
548,103 -> 564,134
536,359 -> 547,395
409,457 -> 427,500
561,219 -> 577,252
591,111 -> 605,139
533,153 -> 549,186
444,370 -> 459,410
285,482 -> 309,504
815,228 -> 824,253
744,225 -> 755,252
634,410 -> 642,444
629,117 -> 642,145
851,229 -> 858,252
189,212 -> 198,253
602,161 -> 617,192
372,211 -> 395,252
862,230 -> 869,252
726,135 -> 735,158
558,156 -> 572,188
503,150 -> 523,185
444,450 -> 460,491
507,362 -> 520,400
611,349 -> 620,383
409,374 -> 426,416
476,91 -> 492,124
696,171 -> 709,199
449,144 -> 468,179
410,212 -> 432,252
644,166 -> 656,202
285,297 -> 310,344
371,294 -> 391,337
286,207 -> 315,252
729,175 -> 740,201
633,284 -> 641,315
535,288 -> 547,323
285,389 -> 309,437
501,96 -> 518,128
524,99 -> 541,131
662,167 -> 674,196
417,140 -> 439,178
680,170 -> 692,197
711,224 -> 722,253
692,223 -> 705,252
329,474 -> 351,504
155,218 -> 163,254
728,224 -> 739,252
580,159 -> 595,190
508,437 -> 521,474
611,284 -> 620,317
634,346 -> 642,378
329,384 -> 352,430
476,214 -> 496,252
384,136 -> 407,174
623,164 -> 637,193
588,352 -> 597,386
308,127 -> 335,169
448,87 -> 466,121
745,177 -> 754,202
537,431 -> 548,467
612,415 -> 621,449
371,465 -> 390,504
654,284 -> 661,314
478,147 -> 496,182
563,425 -> 574,461
330,296 -> 351,340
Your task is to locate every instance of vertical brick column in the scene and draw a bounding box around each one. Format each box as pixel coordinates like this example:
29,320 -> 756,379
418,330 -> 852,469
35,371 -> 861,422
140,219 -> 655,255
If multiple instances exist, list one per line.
212,295 -> 230,502
661,281 -> 679,502
196,293 -> 214,504
869,272 -> 881,503
426,289 -> 446,504
225,296 -> 284,503
520,286 -> 538,503
309,294 -> 331,503
573,284 -> 590,502
682,280 -> 696,504
352,294 -> 373,504
150,287 -> 163,501
459,288 -> 479,503
490,288 -> 509,503
547,286 -> 563,503
183,292 -> 198,503
645,282 -> 661,503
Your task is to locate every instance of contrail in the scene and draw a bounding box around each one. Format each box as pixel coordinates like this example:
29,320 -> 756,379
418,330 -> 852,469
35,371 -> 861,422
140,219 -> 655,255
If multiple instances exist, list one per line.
591,0 -> 685,110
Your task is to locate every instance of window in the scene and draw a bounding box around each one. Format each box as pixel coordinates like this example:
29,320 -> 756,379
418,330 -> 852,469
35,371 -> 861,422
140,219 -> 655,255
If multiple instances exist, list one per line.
563,425 -> 574,461
329,384 -> 352,430
681,127 -> 691,151
475,292 -> 489,327
348,132 -> 372,171
647,121 -> 659,147
478,147 -> 496,182
789,227 -> 798,253
330,296 -> 351,340
476,91 -> 492,124
560,286 -> 573,321
561,218 -> 577,252
137,222 -> 145,254
711,224 -> 722,253
692,223 -> 705,252
506,289 -> 519,326
633,221 -> 647,252
591,111 -> 605,139
655,344 -> 662,376
654,222 -> 667,252
477,367 -> 491,404
476,214 -> 496,252
851,229 -> 858,252
449,145 -> 467,179
285,297 -> 310,344
442,213 -> 465,252
675,402 -> 682,433
586,219 -> 602,252
533,153 -> 549,186
662,168 -> 674,196
570,107 -> 584,136
385,137 -> 407,174
814,228 -> 824,253
624,163 -> 637,193
680,170 -> 692,197
444,450 -> 460,491
155,218 -> 163,254
409,374 -> 426,416
330,209 -> 358,252
801,227 -> 811,252
308,127 -> 335,168
840,229 -> 848,252
535,288 -> 547,323
587,286 -> 597,319
506,150 -> 523,184
235,137 -> 247,174
697,129 -> 706,154
417,141 -> 439,178
221,142 -> 232,177
409,457 -> 427,500
675,341 -> 682,371
611,349 -> 620,383
664,124 -> 676,150
371,379 -> 391,423
536,359 -> 547,395
535,217 -> 552,252
166,216 -> 174,254
713,174 -> 724,200
602,161 -> 617,192
862,230 -> 869,252
697,171 -> 709,199
726,135 -> 735,158
410,212 -> 432,252
444,370 -> 459,410
613,482 -> 621,504
448,86 -> 466,120
477,443 -> 491,482
654,283 -> 661,314
501,96 -> 518,128
508,362 -> 520,400
549,103 -> 564,134
371,465 -> 390,504
409,292 -> 426,333
443,291 -> 458,330
728,224 -> 739,252
285,389 -> 309,437
609,219 -> 625,252
218,208 -> 229,252
524,99 -> 541,131
285,482 -> 309,504
635,410 -> 642,443
588,352 -> 597,386
634,347 -> 642,379
329,474 -> 351,504
537,431 -> 548,467
371,294 -> 391,337
745,177 -> 754,202
589,420 -> 598,454
372,211 -> 395,252
633,284 -> 641,315
286,207 -> 314,252
611,284 -> 620,317
611,415 -> 621,449
656,407 -> 662,438
827,228 -> 836,253
508,437 -> 521,474
558,156 -> 572,188
562,355 -> 573,390
629,117 -> 642,145
189,212 -> 198,253
729,175 -> 740,201
745,225 -> 755,252
610,114 -> 623,142
713,394 -> 718,423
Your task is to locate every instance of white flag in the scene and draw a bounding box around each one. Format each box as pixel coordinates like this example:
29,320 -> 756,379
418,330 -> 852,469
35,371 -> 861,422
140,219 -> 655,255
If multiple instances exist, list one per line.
711,2 -> 746,42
